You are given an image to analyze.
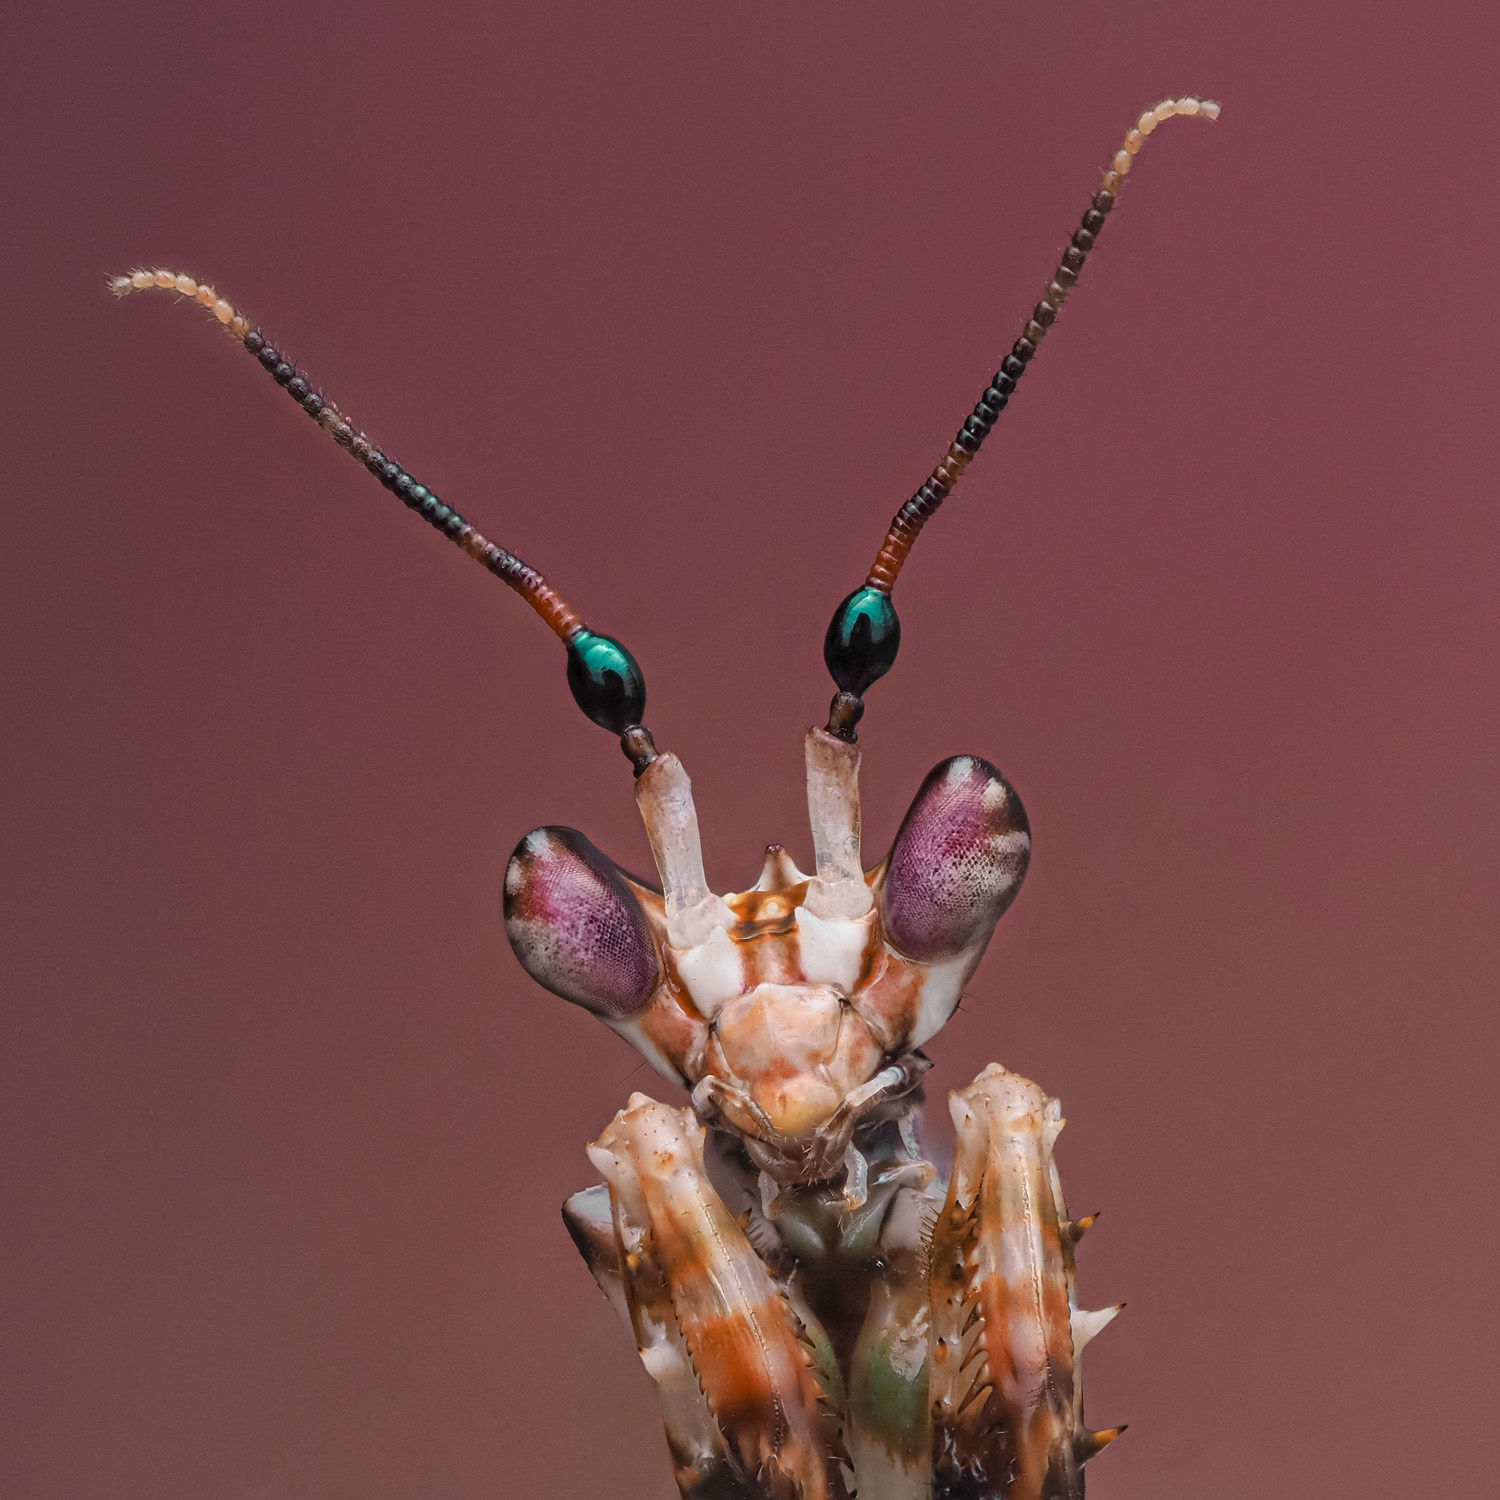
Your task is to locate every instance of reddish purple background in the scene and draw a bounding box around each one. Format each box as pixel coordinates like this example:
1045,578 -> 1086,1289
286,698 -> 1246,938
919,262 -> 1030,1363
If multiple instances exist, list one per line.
4,3 -> 1498,1497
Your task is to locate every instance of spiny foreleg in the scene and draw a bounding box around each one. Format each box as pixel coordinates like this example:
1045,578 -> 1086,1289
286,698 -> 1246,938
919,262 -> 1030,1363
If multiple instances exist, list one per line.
586,1094 -> 852,1500
563,1182 -> 741,1495
928,1065 -> 1122,1500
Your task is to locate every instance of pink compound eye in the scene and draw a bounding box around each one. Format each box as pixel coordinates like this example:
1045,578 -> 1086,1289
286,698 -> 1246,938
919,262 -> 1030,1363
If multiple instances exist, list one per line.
880,756 -> 1031,962
503,828 -> 661,1019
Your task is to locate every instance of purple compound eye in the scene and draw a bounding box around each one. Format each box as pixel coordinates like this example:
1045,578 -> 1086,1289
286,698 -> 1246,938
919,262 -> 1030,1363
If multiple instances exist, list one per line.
504,827 -> 661,1019
880,756 -> 1031,962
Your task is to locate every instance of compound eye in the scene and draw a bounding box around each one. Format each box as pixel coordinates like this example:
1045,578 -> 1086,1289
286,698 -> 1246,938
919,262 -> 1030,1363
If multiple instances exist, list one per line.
504,827 -> 661,1018
880,756 -> 1031,962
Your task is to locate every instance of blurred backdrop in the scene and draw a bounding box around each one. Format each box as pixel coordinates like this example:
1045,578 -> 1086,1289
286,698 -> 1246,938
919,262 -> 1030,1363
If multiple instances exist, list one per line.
3,3 -> 1498,1497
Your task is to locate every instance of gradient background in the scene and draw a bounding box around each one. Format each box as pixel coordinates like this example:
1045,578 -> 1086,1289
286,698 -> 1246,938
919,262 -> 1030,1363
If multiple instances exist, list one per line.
4,3 -> 1498,1497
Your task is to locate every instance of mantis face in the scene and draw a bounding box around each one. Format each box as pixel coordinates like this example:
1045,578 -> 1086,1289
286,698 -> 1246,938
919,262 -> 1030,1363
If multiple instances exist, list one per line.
505,744 -> 1030,1191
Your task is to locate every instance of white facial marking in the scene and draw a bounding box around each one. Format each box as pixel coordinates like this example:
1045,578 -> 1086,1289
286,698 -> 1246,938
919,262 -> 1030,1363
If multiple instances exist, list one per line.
674,923 -> 744,1018
795,905 -> 872,992
907,947 -> 979,1050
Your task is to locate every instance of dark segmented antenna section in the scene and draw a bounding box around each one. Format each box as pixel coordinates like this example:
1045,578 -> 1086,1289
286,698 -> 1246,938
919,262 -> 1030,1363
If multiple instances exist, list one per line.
111,270 -> 657,773
821,96 -> 1221,740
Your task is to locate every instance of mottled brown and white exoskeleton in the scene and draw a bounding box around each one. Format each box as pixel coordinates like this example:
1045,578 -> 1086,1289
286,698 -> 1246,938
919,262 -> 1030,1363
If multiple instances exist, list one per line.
115,96 -> 1219,1500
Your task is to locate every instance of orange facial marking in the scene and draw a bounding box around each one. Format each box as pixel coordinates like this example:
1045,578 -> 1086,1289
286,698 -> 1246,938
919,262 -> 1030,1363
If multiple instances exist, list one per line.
848,947 -> 927,1052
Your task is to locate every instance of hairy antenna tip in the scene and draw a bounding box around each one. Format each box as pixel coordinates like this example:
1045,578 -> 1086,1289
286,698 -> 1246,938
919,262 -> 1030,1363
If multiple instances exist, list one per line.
1109,96 -> 1221,182
108,267 -> 249,334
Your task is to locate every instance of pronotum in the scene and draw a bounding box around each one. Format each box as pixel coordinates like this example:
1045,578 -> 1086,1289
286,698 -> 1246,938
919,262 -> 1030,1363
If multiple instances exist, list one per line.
114,95 -> 1220,1500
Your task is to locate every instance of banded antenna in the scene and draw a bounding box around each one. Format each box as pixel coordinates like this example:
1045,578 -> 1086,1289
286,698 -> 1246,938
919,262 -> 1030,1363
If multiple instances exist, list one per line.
819,97 -> 1222,741
109,270 -> 660,776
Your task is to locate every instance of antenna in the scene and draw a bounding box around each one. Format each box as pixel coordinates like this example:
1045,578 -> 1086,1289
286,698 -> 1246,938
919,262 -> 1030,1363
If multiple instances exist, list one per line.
110,271 -> 659,775
820,97 -> 1222,740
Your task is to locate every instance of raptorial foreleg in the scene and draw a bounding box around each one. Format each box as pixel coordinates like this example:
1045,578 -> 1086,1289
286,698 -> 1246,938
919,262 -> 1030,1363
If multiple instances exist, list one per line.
587,1094 -> 852,1500
563,1180 -> 746,1496
928,1065 -> 1122,1500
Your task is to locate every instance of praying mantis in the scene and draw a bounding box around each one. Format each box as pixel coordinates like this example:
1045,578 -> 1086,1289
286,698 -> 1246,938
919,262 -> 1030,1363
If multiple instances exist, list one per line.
114,93 -> 1220,1500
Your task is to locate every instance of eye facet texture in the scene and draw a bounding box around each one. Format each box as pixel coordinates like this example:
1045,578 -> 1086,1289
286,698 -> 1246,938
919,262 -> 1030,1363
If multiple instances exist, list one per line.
504,827 -> 660,1018
880,756 -> 1031,962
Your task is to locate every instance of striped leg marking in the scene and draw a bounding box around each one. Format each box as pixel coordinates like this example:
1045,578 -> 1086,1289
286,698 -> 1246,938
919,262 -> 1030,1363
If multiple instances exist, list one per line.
929,1065 -> 1122,1500
564,1180 -> 748,1497
588,1094 -> 851,1500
